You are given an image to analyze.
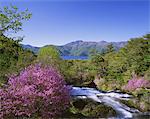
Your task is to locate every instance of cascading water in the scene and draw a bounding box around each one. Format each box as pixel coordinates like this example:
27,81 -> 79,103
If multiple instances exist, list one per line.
70,87 -> 142,119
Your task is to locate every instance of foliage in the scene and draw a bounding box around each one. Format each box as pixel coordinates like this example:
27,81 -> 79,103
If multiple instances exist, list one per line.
144,67 -> 150,80
0,5 -> 33,86
37,45 -> 61,67
105,43 -> 115,53
0,64 -> 70,118
37,45 -> 60,60
0,5 -> 32,35
62,34 -> 150,91
95,77 -> 122,91
120,35 -> 150,76
0,9 -> 150,117
0,35 -> 35,86
89,34 -> 150,92
61,60 -> 97,87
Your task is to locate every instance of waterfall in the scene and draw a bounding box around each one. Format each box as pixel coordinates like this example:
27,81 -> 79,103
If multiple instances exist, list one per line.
70,87 -> 140,118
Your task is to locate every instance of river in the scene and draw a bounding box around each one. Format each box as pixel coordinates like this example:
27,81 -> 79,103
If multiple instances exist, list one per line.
70,87 -> 150,119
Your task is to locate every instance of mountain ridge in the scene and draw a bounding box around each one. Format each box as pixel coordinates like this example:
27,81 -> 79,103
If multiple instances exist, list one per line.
22,40 -> 127,56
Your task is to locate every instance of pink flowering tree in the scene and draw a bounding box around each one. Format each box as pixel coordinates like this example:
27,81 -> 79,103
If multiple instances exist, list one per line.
0,64 -> 71,118
123,75 -> 150,91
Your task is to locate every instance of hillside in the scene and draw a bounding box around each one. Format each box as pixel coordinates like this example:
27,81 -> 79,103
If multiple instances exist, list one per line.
22,44 -> 40,53
23,40 -> 127,56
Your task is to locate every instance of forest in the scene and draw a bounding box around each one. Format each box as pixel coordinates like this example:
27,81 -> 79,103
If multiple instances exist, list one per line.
0,5 -> 150,118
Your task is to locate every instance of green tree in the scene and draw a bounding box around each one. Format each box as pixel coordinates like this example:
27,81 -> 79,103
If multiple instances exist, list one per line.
0,35 -> 35,86
102,34 -> 150,82
95,34 -> 150,91
120,34 -> 150,76
0,5 -> 32,35
106,44 -> 115,53
0,35 -> 21,75
0,5 -> 33,86
89,48 -> 99,58
37,45 -> 61,67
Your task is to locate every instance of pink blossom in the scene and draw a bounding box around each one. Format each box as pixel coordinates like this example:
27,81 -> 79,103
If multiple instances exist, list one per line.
123,75 -> 150,91
0,64 -> 71,118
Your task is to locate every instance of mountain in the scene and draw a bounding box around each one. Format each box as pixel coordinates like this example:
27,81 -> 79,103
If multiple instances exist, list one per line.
58,40 -> 127,56
22,44 -> 40,53
22,40 -> 127,56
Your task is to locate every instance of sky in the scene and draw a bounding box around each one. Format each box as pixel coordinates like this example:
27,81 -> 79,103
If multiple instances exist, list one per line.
0,0 -> 149,47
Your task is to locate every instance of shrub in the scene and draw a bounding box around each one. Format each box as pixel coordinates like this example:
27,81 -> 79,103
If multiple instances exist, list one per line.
123,75 -> 150,91
0,64 -> 70,118
37,46 -> 61,66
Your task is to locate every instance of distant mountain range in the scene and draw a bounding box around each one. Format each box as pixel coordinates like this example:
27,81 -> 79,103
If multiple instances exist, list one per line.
22,44 -> 40,54
22,40 -> 127,56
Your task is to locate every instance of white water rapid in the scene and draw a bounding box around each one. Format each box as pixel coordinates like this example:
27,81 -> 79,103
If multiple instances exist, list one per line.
70,87 -> 140,119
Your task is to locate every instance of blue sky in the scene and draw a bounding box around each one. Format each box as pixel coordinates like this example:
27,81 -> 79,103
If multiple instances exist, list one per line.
0,0 -> 149,46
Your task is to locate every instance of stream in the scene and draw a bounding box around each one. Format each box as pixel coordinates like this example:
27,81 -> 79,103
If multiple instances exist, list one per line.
70,87 -> 150,119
